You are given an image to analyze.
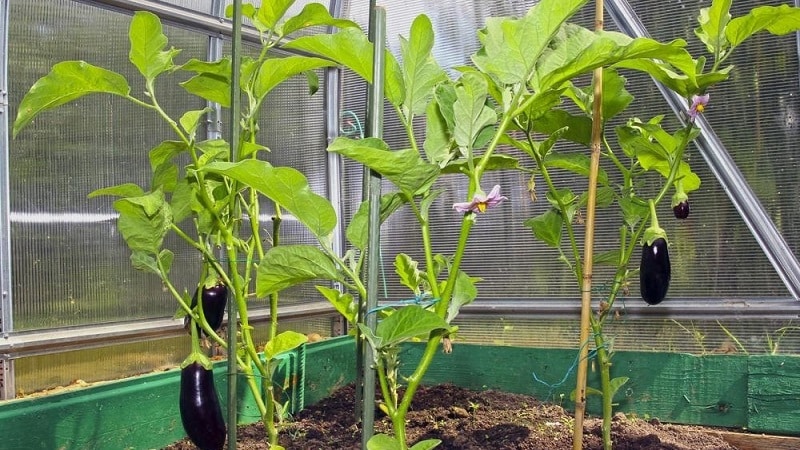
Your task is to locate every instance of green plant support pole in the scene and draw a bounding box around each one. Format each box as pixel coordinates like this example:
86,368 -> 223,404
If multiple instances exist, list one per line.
360,4 -> 385,448
227,0 -> 243,448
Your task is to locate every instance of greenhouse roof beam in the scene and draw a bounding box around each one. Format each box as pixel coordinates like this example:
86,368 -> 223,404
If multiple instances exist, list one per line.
607,0 -> 800,300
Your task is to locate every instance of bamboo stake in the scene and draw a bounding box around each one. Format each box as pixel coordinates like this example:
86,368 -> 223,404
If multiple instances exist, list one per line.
572,1 -> 604,449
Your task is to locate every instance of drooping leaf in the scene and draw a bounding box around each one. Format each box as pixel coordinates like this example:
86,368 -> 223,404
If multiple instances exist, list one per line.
130,250 -> 159,274
399,15 -> 448,117
201,160 -> 337,238
346,193 -> 407,250
726,4 -> 800,49
128,11 -> 180,82
374,305 -> 450,349
317,286 -> 357,324
256,245 -> 340,296
395,253 -> 423,293
328,137 -> 440,197
524,209 -> 563,248
608,376 -> 630,397
88,183 -> 145,199
113,191 -> 172,254
13,61 -> 130,137
472,0 -> 588,85
179,108 -> 211,139
285,28 -> 405,106
447,270 -> 481,323
180,58 -> 231,107
282,3 -> 359,37
410,439 -> 443,450
254,56 -> 335,101
148,141 -> 188,171
543,153 -> 608,185
264,330 -> 308,361
423,96 -> 454,167
441,154 -> 520,174
618,196 -> 649,229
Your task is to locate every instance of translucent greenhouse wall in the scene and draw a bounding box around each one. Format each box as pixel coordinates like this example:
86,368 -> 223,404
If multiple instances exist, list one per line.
0,0 -> 799,402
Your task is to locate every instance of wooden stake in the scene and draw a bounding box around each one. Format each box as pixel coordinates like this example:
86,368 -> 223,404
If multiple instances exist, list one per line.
572,1 -> 604,449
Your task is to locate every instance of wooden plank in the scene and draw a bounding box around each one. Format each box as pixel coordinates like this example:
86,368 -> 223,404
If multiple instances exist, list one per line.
713,430 -> 800,450
747,355 -> 800,435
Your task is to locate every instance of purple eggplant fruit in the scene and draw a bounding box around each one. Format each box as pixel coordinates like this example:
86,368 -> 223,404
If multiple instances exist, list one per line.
179,362 -> 226,450
185,282 -> 228,336
640,237 -> 671,305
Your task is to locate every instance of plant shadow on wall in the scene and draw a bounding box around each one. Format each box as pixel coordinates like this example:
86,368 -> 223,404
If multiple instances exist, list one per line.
12,0 -> 800,450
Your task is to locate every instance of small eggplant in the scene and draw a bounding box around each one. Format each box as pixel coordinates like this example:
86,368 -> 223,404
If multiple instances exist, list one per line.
672,200 -> 690,220
639,237 -> 671,305
185,282 -> 228,336
180,362 -> 226,450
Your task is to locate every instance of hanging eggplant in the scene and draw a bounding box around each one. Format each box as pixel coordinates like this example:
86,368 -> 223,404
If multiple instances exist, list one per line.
640,200 -> 671,305
179,360 -> 226,450
185,281 -> 228,336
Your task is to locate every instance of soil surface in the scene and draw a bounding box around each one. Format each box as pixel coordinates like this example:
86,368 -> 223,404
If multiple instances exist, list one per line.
165,384 -> 737,450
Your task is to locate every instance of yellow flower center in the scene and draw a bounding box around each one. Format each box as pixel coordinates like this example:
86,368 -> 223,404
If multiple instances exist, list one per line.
696,104 -> 705,113
476,202 -> 488,213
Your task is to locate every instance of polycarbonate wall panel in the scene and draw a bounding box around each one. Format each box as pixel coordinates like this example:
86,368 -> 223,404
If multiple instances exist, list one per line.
339,0 -> 795,306
10,1 -> 208,330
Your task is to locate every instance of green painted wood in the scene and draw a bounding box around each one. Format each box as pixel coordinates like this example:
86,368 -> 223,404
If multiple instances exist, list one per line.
399,344 -> 749,428
747,354 -> 800,434
0,354 -> 294,450
302,336 -> 357,407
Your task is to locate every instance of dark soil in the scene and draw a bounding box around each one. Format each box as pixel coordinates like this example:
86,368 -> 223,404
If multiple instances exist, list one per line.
165,384 -> 737,450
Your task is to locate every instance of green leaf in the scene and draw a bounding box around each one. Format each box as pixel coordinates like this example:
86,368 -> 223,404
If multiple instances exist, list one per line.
395,253 -> 423,293
594,249 -> 621,266
256,0 -> 294,30
410,439 -> 442,450
256,245 -> 340,296
524,209 -> 563,248
128,11 -> 180,81
472,0 -> 588,84
374,305 -> 450,349
88,183 -> 145,199
264,330 -> 308,361
726,5 -> 800,49
152,161 -> 179,192
328,137 -> 440,197
539,33 -> 695,94
543,153 -> 608,185
400,15 -> 447,117
149,141 -> 188,171
618,196 -> 649,229
130,250 -> 159,274
113,191 -> 172,254
282,28 -> 404,106
317,286 -> 357,324
447,270 -> 481,323
694,0 -> 732,55
346,193 -> 407,250
423,96 -> 454,168
179,108 -> 211,139
282,3 -> 359,36
13,61 -> 130,137
608,376 -> 630,397
254,56 -> 335,101
530,109 -> 592,146
367,433 -> 402,450
180,58 -> 231,107
453,72 -> 497,152
169,177 -> 194,225
441,154 -> 520,174
201,161 -> 336,238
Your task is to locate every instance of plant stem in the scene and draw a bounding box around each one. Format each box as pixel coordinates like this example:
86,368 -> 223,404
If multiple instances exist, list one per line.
590,318 -> 614,450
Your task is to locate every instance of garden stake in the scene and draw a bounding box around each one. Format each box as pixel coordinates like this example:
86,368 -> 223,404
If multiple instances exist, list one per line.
226,0 -> 243,448
360,4 -> 386,447
573,1 -> 604,449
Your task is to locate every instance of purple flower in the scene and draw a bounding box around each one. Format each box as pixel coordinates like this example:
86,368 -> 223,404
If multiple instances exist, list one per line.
453,185 -> 508,214
688,94 -> 709,123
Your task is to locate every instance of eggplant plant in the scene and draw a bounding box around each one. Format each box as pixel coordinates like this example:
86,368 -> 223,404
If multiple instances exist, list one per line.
256,0 -> 791,449
12,3 -> 361,449
513,1 -> 800,449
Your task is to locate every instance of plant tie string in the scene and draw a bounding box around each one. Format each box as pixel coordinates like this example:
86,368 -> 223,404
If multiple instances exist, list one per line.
367,293 -> 440,315
531,339 -> 607,401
